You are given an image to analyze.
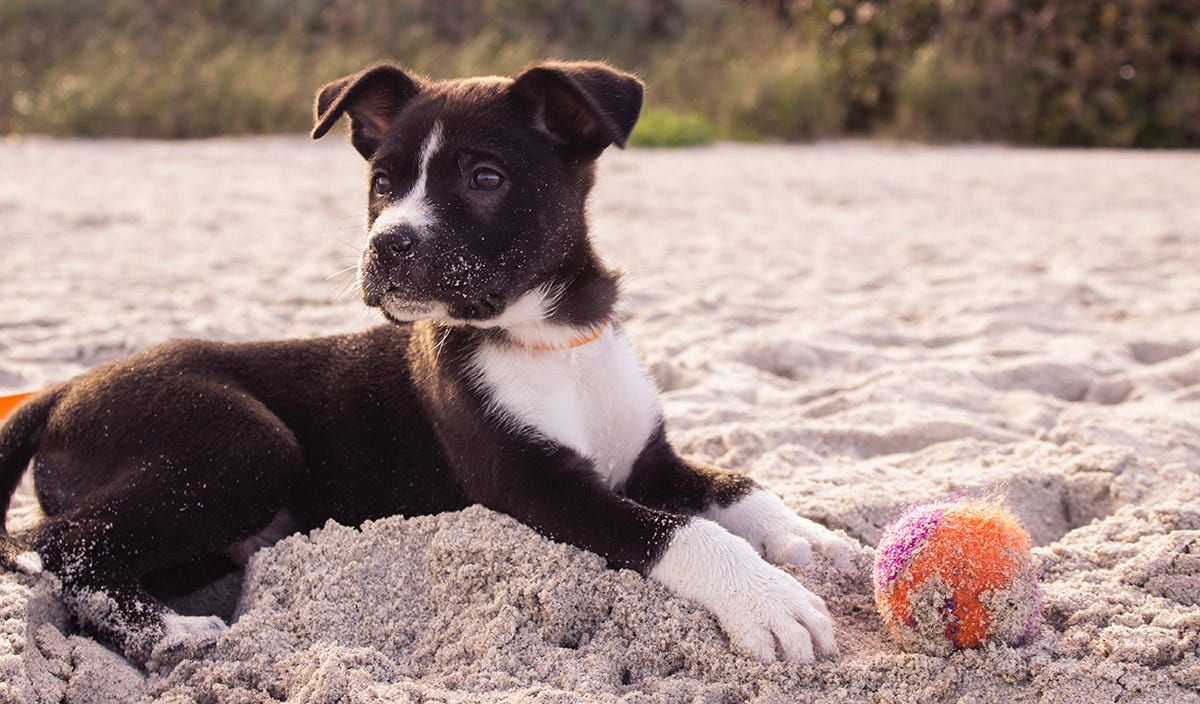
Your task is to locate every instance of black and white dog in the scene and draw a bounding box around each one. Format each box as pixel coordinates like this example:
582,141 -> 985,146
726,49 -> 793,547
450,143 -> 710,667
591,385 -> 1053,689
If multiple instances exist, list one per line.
0,61 -> 851,667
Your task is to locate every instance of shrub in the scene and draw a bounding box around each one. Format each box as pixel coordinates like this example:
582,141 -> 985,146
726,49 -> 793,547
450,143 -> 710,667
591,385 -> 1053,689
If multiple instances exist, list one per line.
730,48 -> 844,141
929,0 -> 1200,147
1,0 -> 1196,146
629,106 -> 715,147
894,43 -> 994,142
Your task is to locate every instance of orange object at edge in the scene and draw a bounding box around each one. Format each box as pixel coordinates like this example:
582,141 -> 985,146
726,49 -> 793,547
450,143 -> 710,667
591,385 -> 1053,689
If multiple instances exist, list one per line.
0,391 -> 37,420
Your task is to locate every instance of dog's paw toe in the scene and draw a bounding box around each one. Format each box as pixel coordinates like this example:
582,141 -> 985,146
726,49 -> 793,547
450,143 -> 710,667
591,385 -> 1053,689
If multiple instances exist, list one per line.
777,516 -> 860,571
148,614 -> 228,670
764,533 -> 813,567
817,533 -> 857,572
14,550 -> 44,575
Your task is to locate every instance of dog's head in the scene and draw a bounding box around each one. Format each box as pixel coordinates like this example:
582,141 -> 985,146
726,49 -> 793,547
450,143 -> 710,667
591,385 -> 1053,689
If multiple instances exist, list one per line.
312,61 -> 642,343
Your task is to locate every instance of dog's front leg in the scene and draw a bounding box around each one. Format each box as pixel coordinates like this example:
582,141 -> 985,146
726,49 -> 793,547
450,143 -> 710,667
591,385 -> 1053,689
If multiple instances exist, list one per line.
624,428 -> 856,571
460,440 -> 837,663
618,430 -> 854,661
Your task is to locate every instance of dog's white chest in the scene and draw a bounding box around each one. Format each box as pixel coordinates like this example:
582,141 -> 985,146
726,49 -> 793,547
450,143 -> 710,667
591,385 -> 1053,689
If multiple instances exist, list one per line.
469,326 -> 661,488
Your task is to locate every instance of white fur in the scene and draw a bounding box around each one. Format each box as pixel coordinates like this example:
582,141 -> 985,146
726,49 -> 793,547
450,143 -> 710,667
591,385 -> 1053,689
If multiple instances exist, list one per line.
162,613 -> 228,642
468,287 -> 556,329
381,300 -> 450,324
360,122 -> 447,321
649,518 -> 836,663
366,121 -> 444,240
151,612 -> 228,667
465,286 -> 613,348
14,550 -> 43,575
704,489 -> 856,570
468,323 -> 660,489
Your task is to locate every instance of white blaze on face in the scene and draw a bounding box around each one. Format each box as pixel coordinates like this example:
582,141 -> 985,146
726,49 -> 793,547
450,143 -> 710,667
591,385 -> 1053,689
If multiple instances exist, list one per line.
367,121 -> 445,239
361,121 -> 446,322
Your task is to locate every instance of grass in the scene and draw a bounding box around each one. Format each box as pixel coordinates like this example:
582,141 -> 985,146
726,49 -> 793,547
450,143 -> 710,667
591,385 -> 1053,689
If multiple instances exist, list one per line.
2,0 -> 1196,147
629,107 -> 715,147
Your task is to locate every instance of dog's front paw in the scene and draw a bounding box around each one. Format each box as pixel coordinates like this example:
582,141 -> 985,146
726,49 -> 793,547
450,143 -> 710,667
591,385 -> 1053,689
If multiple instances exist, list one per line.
147,613 -> 228,670
705,489 -> 856,570
650,519 -> 836,663
719,563 -> 836,662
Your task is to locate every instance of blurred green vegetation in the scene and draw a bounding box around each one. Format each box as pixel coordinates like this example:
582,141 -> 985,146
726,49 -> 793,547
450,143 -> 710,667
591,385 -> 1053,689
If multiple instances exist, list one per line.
1,0 -> 1196,147
629,107 -> 715,146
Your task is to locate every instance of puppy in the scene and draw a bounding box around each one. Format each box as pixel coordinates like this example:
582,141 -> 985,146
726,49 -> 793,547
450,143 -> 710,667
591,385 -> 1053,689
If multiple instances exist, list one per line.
0,61 -> 851,667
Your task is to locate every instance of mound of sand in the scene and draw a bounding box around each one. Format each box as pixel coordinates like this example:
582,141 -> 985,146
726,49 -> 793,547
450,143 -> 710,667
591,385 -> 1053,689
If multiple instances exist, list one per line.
1,139 -> 1198,703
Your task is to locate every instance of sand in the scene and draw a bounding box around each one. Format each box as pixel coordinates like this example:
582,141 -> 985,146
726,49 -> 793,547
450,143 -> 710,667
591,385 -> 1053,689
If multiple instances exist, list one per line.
1,137 -> 1198,703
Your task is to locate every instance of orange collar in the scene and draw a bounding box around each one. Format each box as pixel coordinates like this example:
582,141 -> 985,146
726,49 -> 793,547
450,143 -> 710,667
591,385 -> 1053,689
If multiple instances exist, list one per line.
515,319 -> 610,352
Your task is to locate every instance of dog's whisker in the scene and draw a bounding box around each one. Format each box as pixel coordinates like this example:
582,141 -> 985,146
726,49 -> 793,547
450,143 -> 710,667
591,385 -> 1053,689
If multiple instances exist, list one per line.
431,326 -> 453,365
326,265 -> 358,281
333,279 -> 359,301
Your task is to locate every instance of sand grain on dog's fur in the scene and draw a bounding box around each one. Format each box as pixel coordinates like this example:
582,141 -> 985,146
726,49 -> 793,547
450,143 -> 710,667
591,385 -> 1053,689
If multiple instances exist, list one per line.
1,139 -> 1199,703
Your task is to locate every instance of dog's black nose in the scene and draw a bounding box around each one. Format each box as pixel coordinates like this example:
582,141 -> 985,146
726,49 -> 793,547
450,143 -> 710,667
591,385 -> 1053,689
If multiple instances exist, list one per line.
370,228 -> 417,264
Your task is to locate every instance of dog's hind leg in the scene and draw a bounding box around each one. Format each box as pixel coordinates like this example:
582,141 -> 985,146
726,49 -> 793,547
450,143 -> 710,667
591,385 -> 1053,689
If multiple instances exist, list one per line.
29,511 -> 223,667
26,419 -> 301,668
34,536 -> 226,668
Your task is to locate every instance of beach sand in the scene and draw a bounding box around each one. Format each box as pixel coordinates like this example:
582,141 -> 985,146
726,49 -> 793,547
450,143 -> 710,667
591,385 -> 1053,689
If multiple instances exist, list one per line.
1,138 -> 1197,703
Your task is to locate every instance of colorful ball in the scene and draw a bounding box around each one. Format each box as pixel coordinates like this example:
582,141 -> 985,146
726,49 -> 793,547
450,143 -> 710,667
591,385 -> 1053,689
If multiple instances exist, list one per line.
873,498 -> 1041,655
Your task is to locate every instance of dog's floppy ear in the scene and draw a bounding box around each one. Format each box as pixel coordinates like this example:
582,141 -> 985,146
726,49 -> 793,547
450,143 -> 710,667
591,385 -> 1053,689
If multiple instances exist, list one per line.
311,64 -> 421,159
512,61 -> 643,154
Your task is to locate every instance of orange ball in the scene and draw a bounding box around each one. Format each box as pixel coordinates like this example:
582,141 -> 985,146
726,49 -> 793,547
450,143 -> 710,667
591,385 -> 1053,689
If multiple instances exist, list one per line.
873,498 -> 1041,655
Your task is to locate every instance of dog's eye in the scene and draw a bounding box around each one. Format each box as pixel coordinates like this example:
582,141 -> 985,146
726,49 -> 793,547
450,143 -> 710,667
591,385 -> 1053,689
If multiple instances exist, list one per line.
470,167 -> 504,191
372,173 -> 392,197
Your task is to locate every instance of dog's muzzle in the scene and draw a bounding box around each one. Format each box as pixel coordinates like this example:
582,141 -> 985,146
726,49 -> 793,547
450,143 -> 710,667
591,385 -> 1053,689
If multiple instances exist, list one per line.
359,226 -> 513,322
